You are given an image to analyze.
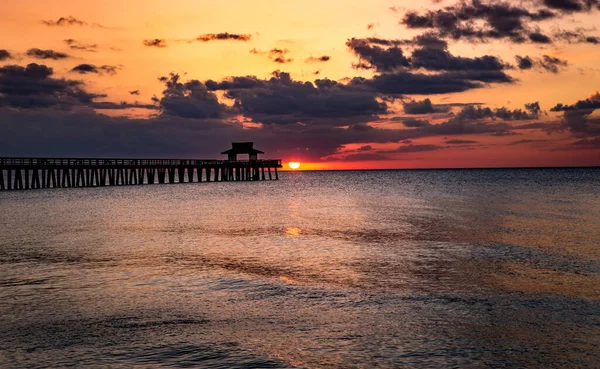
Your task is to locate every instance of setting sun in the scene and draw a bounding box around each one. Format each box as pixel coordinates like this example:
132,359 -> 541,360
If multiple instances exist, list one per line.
288,162 -> 301,170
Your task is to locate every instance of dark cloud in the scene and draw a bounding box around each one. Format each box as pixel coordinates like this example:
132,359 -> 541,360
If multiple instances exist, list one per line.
516,55 -> 534,69
341,153 -> 390,161
402,98 -> 450,114
143,39 -> 167,48
382,144 -> 444,153
528,31 -> 553,43
209,71 -> 386,125
539,55 -> 568,73
42,16 -> 112,29
515,54 -> 568,73
401,118 -> 431,127
250,48 -> 293,64
0,63 -> 102,109
64,39 -> 98,52
0,63 -> 154,111
398,0 -> 600,46
129,90 -> 140,95
26,48 -> 70,60
42,16 -> 87,26
305,56 -> 331,63
411,47 -> 508,71
542,0 -> 600,12
400,1 -> 556,43
446,139 -> 478,144
358,71 -> 481,95
195,33 -> 252,42
347,37 -> 510,76
269,48 -> 292,64
509,139 -> 548,145
0,49 -> 11,61
157,73 -> 229,119
550,93 -> 600,137
346,38 -> 411,72
571,137 -> 600,148
71,64 -> 118,75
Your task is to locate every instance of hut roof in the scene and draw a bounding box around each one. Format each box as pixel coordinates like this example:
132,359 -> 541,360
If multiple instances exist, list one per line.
221,142 -> 264,155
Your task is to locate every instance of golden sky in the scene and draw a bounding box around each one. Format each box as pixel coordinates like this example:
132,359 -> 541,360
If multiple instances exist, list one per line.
1,0 -> 599,168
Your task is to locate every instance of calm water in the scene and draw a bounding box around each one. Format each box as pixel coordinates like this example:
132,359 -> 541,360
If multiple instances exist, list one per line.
1,168 -> 599,368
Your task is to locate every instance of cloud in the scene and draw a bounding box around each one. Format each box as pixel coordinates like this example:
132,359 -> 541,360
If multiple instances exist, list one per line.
346,38 -> 411,72
446,139 -> 478,144
402,98 -> 450,114
129,90 -> 140,95
42,16 -> 87,26
305,55 -> 331,63
515,54 -> 568,73
0,63 -> 154,111
542,0 -> 600,12
571,137 -> 600,148
398,0 -> 599,45
401,118 -> 431,127
26,48 -> 69,60
194,33 -> 252,42
157,73 -> 230,119
143,39 -> 167,48
269,48 -> 292,64
250,48 -> 293,64
0,49 -> 12,61
354,70 -> 512,95
382,144 -> 444,153
411,47 -> 508,71
64,39 -> 98,52
0,63 -> 102,109
550,93 -> 600,137
42,16 -> 113,29
347,36 -> 511,75
71,64 -> 118,75
516,55 -> 534,69
539,55 -> 568,73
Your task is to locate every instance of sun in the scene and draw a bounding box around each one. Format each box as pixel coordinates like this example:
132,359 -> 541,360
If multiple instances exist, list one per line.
288,161 -> 301,170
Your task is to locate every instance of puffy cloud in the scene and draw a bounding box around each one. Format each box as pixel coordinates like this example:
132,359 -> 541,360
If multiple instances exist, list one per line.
0,49 -> 12,61
0,63 -> 153,110
399,0 -> 598,45
26,48 -> 70,60
157,73 -> 230,119
0,63 -> 101,108
402,98 -> 450,114
346,38 -> 411,72
411,47 -> 508,71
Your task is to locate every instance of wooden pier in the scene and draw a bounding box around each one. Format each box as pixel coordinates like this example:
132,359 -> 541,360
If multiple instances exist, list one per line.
0,143 -> 282,191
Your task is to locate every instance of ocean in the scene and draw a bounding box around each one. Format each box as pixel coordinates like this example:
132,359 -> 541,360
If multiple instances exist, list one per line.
1,168 -> 599,368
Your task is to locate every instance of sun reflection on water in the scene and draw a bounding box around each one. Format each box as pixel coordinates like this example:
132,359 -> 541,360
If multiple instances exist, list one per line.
285,227 -> 302,236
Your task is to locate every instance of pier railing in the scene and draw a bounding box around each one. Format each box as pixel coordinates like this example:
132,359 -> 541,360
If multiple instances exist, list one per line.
0,157 -> 282,167
0,157 -> 282,190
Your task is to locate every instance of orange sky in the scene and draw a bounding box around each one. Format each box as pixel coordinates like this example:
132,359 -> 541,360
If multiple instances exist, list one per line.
0,0 -> 599,169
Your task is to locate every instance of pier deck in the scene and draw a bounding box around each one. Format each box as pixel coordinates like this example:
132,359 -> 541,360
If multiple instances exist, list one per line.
0,157 -> 282,190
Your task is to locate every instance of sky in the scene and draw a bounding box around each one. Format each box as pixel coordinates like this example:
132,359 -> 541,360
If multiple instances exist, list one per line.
1,0 -> 600,169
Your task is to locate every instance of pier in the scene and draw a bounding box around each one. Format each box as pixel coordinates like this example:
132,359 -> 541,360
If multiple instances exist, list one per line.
0,142 -> 282,191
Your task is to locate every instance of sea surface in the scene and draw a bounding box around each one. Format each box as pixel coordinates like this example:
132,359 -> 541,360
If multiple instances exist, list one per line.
1,168 -> 599,368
